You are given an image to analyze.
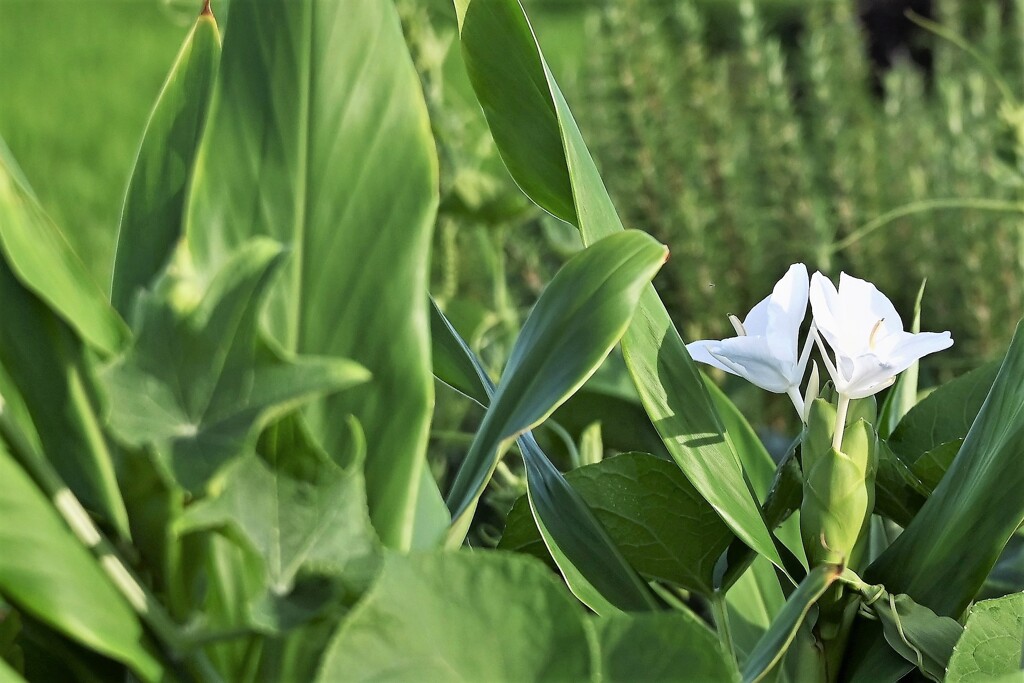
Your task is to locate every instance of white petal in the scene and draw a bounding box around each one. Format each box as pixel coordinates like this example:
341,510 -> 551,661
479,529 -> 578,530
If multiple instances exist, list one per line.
837,272 -> 904,350
765,263 -> 809,365
810,272 -> 843,350
877,331 -> 954,372
686,340 -> 739,376
742,295 -> 772,337
708,336 -> 795,393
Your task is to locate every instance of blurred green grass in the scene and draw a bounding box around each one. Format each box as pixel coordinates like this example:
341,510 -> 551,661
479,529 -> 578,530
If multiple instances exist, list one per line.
0,0 -> 192,287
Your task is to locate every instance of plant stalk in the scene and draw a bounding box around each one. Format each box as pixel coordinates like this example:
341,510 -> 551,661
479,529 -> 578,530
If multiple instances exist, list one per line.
711,590 -> 737,664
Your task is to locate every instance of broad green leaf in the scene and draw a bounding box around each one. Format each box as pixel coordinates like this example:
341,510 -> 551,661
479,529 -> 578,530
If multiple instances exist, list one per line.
445,230 -> 667,531
878,279 -> 926,437
0,262 -> 129,536
186,0 -> 437,549
177,454 -> 379,598
315,552 -> 593,682
457,0 -> 783,573
100,240 -> 369,491
433,301 -> 656,613
110,9 -> 220,315
0,139 -> 127,355
910,439 -> 963,490
887,359 -> 1000,464
500,452 -> 732,595
873,440 -> 929,526
0,442 -> 162,681
590,610 -> 740,682
872,593 -> 962,681
850,323 -> 1024,680
947,593 -> 1024,682
742,564 -> 842,683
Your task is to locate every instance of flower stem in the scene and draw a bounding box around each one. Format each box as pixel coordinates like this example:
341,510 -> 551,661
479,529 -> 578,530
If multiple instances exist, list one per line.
787,386 -> 806,422
833,394 -> 851,452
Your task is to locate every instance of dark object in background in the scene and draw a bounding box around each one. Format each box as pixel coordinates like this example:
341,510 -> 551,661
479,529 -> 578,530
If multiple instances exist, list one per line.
859,0 -> 934,93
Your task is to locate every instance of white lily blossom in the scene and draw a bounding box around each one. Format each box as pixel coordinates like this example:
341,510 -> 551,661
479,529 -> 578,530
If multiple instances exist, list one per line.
809,271 -> 953,447
687,264 -> 814,418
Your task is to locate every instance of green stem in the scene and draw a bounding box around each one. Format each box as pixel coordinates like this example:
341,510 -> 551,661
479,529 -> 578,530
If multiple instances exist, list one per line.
832,394 -> 850,452
712,591 -> 737,664
831,198 -> 1024,254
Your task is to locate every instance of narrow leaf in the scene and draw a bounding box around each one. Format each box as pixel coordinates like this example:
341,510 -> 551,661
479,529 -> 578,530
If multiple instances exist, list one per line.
433,300 -> 656,613
0,442 -> 162,681
111,9 -> 220,314
456,0 -> 784,572
445,230 -> 667,529
742,564 -> 843,683
0,140 -> 127,355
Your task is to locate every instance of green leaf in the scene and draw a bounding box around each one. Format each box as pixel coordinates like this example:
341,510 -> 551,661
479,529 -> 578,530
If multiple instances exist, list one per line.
871,593 -> 962,681
186,0 -> 437,549
446,230 -> 667,530
500,452 -> 732,595
100,239 -> 369,491
0,442 -> 162,681
873,440 -> 929,527
878,279 -> 926,438
0,262 -> 129,537
111,10 -> 220,315
909,439 -> 963,490
0,139 -> 127,356
456,0 -> 784,574
887,359 -> 1000,464
590,610 -> 740,683
947,593 -> 1024,683
433,300 -> 656,614
177,453 -> 379,598
849,323 -> 1024,680
315,552 -> 593,682
742,564 -> 843,683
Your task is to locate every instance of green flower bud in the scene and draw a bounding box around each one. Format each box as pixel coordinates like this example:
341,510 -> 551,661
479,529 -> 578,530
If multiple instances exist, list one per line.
800,398 -> 878,569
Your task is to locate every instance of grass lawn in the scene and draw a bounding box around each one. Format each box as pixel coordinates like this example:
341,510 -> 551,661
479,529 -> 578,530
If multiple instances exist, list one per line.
0,0 -> 193,287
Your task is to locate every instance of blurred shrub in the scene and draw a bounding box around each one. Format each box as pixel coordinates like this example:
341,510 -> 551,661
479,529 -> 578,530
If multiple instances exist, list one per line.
577,0 -> 1024,370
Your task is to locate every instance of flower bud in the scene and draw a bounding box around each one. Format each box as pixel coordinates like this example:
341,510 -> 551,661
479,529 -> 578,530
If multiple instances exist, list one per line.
800,398 -> 878,569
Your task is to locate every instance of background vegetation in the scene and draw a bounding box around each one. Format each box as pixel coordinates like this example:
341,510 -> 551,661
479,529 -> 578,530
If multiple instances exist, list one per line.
3,0 -> 1022,419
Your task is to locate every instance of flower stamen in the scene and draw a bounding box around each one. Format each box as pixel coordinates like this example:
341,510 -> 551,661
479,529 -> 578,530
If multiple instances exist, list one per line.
869,318 -> 885,350
728,314 -> 746,337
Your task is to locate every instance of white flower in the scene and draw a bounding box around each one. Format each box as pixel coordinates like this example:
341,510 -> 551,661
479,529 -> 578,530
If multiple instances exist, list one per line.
809,272 -> 953,402
687,264 -> 814,417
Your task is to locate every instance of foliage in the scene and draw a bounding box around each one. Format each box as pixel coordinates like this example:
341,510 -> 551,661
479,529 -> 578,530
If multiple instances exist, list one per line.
578,0 -> 1024,370
1,0 -> 1024,682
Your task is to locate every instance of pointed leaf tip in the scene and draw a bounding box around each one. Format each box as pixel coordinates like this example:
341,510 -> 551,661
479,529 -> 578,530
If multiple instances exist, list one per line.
201,0 -> 212,17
